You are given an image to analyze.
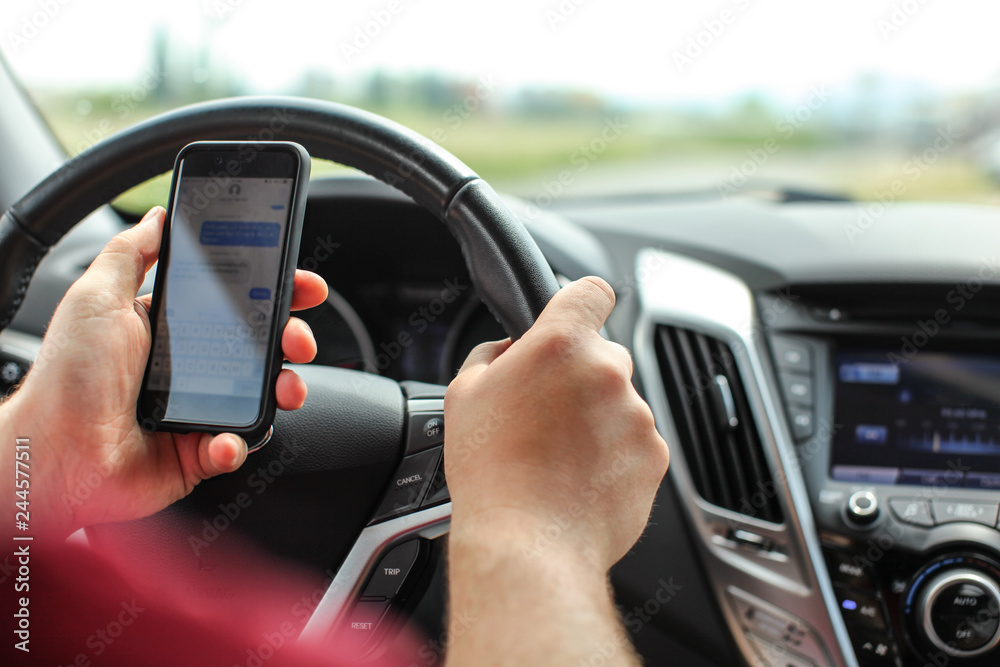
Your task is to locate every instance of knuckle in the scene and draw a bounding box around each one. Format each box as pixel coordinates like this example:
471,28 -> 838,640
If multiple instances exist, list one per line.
585,351 -> 630,392
534,327 -> 582,360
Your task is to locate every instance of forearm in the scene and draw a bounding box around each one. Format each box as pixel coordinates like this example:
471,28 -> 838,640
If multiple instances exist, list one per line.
445,514 -> 640,667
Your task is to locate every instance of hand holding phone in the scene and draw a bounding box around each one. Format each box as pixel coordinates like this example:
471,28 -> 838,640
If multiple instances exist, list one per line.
138,141 -> 311,446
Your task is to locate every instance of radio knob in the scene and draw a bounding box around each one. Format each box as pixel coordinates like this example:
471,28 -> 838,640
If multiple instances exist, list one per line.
846,490 -> 879,526
917,569 -> 1000,659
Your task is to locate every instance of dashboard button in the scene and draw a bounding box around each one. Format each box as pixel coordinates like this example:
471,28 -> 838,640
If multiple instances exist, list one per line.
848,628 -> 896,667
371,447 -> 442,523
888,498 -> 934,527
362,540 -> 420,599
931,500 -> 998,527
406,412 -> 445,454
772,337 -> 812,373
779,372 -> 813,406
746,633 -> 816,667
917,568 -> 1000,658
788,406 -> 814,440
835,586 -> 888,633
965,473 -> 1000,490
729,592 -> 814,655
831,465 -> 900,485
846,491 -> 880,526
899,468 -> 963,487
825,550 -> 876,591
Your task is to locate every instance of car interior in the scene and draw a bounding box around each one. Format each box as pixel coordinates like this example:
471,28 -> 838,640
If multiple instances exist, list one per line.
3,2 -> 1000,666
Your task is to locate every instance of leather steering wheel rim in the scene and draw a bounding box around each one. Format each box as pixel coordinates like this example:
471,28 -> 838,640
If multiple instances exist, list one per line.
0,96 -> 559,339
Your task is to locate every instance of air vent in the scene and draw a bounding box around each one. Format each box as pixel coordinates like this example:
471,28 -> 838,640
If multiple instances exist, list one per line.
654,326 -> 784,524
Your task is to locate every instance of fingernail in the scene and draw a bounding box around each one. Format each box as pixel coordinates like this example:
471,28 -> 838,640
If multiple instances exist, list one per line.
141,206 -> 165,223
230,436 -> 248,467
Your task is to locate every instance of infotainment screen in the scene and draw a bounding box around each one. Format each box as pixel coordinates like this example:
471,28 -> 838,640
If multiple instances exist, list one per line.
831,349 -> 1000,488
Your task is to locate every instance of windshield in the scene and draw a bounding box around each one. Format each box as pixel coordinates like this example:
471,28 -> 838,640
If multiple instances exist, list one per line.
3,0 -> 999,211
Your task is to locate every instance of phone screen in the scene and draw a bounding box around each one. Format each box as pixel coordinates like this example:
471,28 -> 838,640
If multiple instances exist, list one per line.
144,166 -> 295,427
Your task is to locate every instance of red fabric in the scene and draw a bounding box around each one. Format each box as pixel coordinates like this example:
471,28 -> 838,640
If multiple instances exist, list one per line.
0,530 -> 418,666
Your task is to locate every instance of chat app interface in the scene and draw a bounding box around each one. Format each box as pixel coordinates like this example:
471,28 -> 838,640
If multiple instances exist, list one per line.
147,175 -> 293,424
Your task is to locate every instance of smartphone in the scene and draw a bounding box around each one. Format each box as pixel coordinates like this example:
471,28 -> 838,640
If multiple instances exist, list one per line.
137,141 -> 311,445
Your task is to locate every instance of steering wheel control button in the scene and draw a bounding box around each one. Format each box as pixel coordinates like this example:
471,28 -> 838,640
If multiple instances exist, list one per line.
846,491 -> 879,526
406,412 -> 445,454
343,600 -> 390,646
772,337 -> 812,373
888,498 -> 934,527
371,447 -> 442,523
779,372 -> 813,406
918,569 -> 1000,658
362,541 -> 420,599
931,500 -> 998,527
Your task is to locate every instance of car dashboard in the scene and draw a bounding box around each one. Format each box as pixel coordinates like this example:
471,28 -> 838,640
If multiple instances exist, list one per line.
3,175 -> 1000,667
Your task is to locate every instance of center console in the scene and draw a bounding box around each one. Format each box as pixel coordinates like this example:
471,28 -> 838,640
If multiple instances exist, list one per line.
766,293 -> 1000,666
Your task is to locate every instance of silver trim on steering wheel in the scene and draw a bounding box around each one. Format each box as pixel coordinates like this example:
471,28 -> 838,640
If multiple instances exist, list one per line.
299,502 -> 451,642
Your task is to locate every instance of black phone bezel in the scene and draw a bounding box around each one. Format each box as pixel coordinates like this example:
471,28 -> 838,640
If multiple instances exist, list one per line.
136,140 -> 311,443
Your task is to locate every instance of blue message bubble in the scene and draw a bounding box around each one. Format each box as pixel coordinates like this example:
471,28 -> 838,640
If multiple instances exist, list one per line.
200,221 -> 281,247
249,287 -> 271,300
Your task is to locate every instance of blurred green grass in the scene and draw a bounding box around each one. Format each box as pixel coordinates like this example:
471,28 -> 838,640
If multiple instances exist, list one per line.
36,94 -> 999,215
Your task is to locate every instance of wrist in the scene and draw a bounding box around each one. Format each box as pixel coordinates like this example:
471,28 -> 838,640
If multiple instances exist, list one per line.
451,503 -> 609,573
450,504 -> 606,578
446,506 -> 637,666
0,393 -> 74,540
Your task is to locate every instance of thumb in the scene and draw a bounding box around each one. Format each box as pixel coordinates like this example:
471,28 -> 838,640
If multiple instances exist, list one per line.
531,276 -> 616,334
79,206 -> 165,306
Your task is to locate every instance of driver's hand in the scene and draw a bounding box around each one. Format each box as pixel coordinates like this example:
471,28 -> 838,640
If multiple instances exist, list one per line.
444,277 -> 669,572
2,206 -> 328,539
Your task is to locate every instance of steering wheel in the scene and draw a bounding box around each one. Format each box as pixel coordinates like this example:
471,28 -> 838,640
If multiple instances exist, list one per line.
0,97 -> 560,649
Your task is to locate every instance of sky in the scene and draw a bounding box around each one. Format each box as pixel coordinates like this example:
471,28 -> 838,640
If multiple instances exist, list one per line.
2,0 -> 999,105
